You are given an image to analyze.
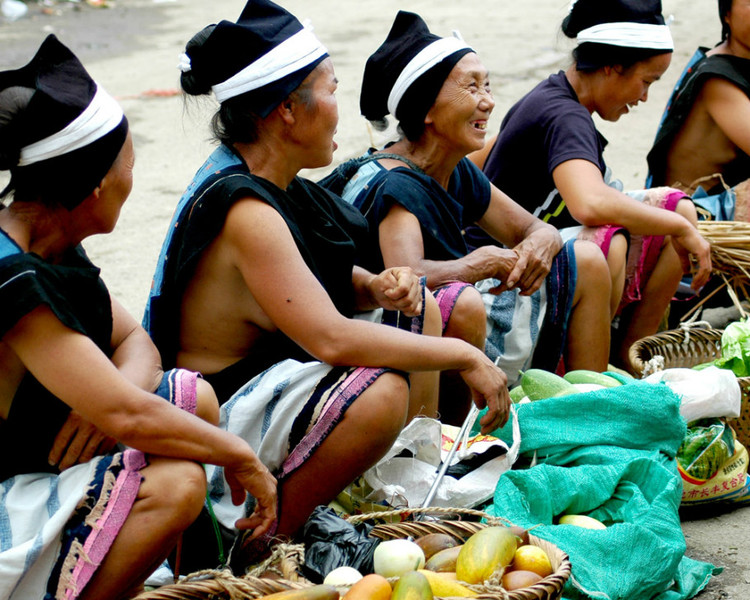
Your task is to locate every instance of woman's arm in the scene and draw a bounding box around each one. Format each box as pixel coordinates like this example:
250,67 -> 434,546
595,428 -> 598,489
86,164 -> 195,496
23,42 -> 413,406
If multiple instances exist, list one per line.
49,296 -> 165,469
703,78 -> 750,155
5,305 -> 277,536
109,296 -> 163,391
476,184 -> 563,295
553,158 -> 712,288
377,203 -> 520,289
223,198 -> 510,433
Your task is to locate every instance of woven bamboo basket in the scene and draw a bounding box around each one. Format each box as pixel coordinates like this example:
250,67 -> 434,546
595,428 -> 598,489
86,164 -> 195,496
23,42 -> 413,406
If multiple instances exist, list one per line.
695,221 -> 750,307
133,507 -> 571,600
628,326 -> 750,447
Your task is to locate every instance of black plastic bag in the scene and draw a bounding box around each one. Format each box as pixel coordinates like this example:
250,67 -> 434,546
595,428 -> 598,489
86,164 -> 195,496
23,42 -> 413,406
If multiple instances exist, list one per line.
301,506 -> 379,582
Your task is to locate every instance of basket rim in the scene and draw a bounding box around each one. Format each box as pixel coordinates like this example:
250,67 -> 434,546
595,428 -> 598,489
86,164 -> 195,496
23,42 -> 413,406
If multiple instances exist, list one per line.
132,507 -> 571,600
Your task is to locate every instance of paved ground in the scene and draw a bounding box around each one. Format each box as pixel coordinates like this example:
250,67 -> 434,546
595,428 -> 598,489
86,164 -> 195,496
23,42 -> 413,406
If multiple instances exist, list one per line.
2,1 -> 749,597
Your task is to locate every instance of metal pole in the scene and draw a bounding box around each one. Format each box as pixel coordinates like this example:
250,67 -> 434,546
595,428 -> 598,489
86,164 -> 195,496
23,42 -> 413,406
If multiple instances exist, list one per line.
419,404 -> 480,513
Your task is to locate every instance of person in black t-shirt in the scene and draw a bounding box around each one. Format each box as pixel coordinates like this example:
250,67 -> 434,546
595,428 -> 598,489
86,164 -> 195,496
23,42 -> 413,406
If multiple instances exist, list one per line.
472,0 -> 712,369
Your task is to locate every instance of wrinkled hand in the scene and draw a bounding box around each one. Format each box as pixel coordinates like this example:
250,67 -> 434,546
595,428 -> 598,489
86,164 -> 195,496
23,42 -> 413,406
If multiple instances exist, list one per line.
458,351 -> 510,434
471,246 -> 519,293
369,266 -> 423,316
672,228 -> 712,291
225,453 -> 278,541
49,411 -> 117,470
503,230 -> 559,295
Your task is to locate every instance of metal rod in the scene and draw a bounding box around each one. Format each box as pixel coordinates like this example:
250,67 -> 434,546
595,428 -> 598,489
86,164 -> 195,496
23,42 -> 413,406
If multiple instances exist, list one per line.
419,404 -> 480,513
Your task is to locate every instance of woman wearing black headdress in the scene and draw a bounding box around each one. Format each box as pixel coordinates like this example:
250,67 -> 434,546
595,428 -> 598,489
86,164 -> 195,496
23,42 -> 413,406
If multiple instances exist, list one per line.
329,10 -> 612,388
471,0 -> 713,369
145,0 -> 509,566
0,36 -> 276,599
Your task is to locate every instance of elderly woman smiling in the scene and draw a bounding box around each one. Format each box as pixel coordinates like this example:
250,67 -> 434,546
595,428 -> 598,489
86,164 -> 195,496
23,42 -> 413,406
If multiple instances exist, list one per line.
329,11 -> 612,417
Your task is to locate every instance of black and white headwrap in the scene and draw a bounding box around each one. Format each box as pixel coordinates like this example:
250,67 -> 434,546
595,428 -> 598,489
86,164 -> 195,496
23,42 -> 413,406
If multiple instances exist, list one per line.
0,35 -> 128,209
570,0 -> 673,51
360,11 -> 473,128
178,0 -> 328,117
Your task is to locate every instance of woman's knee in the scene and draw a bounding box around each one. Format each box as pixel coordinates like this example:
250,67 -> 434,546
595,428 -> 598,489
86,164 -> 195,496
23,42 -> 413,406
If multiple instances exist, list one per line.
139,458 -> 207,529
444,285 -> 486,348
195,377 -> 220,425
574,240 -> 610,280
356,372 -> 409,438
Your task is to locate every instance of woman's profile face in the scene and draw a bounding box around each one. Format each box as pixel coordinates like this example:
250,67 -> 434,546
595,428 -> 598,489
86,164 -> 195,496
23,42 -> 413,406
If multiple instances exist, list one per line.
425,53 -> 495,155
293,58 -> 339,169
93,132 -> 134,234
597,52 -> 671,122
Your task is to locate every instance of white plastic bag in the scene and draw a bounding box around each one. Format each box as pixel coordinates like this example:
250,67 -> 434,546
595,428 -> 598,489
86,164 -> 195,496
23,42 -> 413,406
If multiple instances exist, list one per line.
363,409 -> 520,509
644,366 -> 741,422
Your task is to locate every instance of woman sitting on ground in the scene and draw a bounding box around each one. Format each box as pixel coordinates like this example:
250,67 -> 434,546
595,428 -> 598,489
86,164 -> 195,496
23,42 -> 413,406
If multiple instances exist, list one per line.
327,10 -> 611,407
0,36 -> 276,600
145,0 -> 509,569
469,0 -> 712,369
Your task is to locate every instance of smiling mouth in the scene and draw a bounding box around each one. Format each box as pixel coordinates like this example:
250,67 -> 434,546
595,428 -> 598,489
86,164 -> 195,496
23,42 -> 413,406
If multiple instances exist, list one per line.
472,121 -> 487,130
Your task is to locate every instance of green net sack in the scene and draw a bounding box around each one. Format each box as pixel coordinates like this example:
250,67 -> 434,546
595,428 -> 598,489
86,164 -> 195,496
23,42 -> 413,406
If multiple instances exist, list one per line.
477,381 -> 720,600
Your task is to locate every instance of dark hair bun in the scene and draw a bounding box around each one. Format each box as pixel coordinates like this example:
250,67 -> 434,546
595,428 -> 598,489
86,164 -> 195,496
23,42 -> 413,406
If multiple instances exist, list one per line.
563,0 -> 665,39
0,86 -> 35,171
180,24 -> 217,96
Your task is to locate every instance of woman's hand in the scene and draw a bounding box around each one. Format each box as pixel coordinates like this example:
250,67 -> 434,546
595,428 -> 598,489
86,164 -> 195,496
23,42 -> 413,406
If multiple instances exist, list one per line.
671,227 -> 712,291
458,351 -> 510,434
226,452 -> 278,541
368,266 -> 423,316
49,411 -> 117,470
508,228 -> 561,295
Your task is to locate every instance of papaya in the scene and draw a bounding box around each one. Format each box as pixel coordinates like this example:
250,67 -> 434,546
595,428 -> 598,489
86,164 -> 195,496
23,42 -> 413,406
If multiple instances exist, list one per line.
342,574 -> 391,600
423,544 -> 462,572
563,369 -> 622,388
509,385 -> 527,403
520,369 -> 578,401
558,514 -> 606,529
391,570 -> 434,600
259,584 -> 340,600
456,526 -> 517,584
417,569 -> 477,597
414,533 -> 459,560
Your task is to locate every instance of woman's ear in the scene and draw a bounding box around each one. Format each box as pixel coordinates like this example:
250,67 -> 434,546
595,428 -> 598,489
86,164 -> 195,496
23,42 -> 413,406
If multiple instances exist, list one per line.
277,97 -> 296,125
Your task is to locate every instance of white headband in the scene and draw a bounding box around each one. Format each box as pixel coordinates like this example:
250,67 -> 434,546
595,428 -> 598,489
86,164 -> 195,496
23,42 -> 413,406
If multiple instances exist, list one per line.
387,34 -> 472,117
18,84 -> 124,167
577,22 -> 673,51
210,22 -> 328,104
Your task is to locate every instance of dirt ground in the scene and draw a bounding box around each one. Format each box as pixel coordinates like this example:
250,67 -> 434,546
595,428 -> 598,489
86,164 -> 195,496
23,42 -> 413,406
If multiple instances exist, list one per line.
1,0 -> 749,597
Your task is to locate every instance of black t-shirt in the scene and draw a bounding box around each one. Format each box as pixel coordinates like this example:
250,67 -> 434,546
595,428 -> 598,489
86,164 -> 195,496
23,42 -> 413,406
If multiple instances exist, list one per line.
343,157 -> 491,270
0,229 -> 113,480
482,71 -> 607,230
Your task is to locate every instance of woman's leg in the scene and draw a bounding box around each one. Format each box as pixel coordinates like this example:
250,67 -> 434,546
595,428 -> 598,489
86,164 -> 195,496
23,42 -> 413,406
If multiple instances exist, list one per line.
564,240 -> 611,372
438,285 -> 486,426
606,233 -> 628,319
79,457 -> 207,600
406,291 -> 442,422
274,372 -> 408,538
615,199 -> 698,370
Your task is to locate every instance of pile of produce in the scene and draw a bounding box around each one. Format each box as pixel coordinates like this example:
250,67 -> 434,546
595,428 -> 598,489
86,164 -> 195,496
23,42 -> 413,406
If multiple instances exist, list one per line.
258,525 -> 558,599
509,368 -> 626,403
